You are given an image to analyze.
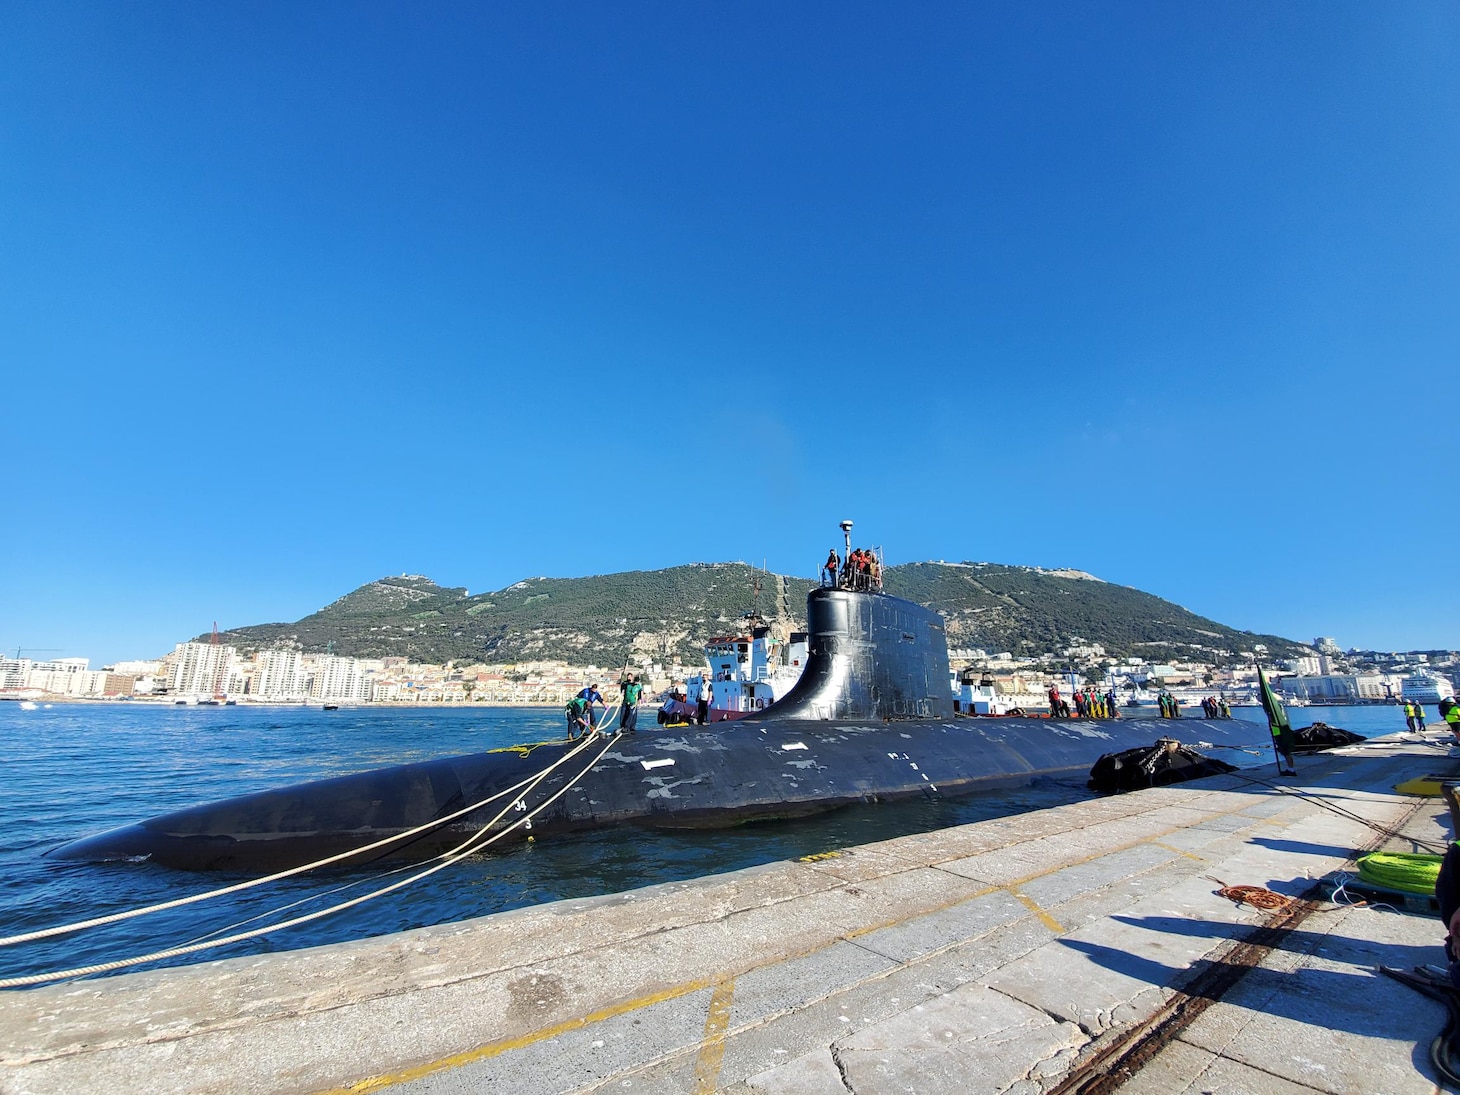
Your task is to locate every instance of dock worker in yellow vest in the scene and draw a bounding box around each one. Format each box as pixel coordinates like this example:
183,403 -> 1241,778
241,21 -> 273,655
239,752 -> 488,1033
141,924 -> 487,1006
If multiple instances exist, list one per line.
1440,697 -> 1460,745
1403,699 -> 1417,733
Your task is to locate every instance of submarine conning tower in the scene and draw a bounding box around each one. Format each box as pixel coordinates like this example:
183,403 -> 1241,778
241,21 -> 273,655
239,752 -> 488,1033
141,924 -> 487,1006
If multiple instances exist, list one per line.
758,587 -> 954,721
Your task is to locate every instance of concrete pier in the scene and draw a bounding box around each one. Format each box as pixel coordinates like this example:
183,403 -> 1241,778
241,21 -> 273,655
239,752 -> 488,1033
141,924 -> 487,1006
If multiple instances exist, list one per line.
2,732 -> 1456,1094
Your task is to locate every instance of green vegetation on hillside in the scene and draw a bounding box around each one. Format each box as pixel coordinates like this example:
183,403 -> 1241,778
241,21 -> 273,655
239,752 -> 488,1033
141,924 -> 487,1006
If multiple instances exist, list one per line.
206,562 -> 1303,669
885,562 -> 1298,666
210,565 -> 816,667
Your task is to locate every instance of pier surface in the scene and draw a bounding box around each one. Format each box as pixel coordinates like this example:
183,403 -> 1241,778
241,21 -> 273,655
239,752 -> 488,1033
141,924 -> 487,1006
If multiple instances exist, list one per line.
2,732 -> 1456,1095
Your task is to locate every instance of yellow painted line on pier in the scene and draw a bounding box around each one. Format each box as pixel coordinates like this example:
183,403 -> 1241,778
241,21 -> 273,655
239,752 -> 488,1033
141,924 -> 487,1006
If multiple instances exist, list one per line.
690,977 -> 737,1095
843,886 -> 1000,940
1009,890 -> 1064,934
324,784 -> 1311,1093
321,976 -> 718,1094
1149,840 -> 1207,862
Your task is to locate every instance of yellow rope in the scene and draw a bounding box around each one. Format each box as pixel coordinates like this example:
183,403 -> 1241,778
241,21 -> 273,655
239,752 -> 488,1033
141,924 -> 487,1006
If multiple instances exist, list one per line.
1356,852 -> 1443,895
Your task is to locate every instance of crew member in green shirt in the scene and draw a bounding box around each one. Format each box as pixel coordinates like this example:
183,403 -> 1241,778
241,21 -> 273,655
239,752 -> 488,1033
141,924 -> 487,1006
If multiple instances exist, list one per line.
565,695 -> 590,740
619,674 -> 645,733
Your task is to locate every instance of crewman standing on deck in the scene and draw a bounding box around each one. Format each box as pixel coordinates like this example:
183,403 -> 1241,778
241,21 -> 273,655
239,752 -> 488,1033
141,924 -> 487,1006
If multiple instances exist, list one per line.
823,549 -> 840,587
618,674 -> 644,733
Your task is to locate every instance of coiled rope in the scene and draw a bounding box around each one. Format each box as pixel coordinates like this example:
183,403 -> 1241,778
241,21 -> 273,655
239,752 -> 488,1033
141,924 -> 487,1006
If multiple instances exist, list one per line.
1208,877 -> 1293,911
0,720 -> 621,988
1356,851 -> 1444,896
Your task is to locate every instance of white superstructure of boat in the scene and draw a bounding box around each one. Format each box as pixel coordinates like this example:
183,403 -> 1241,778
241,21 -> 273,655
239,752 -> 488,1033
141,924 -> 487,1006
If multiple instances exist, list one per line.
688,623 -> 807,715
661,618 -> 808,724
951,668 -> 1043,715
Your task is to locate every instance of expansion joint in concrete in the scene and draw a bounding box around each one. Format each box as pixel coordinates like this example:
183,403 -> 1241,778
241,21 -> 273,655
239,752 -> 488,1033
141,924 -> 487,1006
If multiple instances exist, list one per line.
829,1042 -> 855,1093
985,980 -> 1097,1045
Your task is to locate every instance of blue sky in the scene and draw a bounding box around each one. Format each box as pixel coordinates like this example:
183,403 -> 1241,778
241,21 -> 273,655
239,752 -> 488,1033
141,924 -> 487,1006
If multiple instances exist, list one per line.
2,2 -> 1456,665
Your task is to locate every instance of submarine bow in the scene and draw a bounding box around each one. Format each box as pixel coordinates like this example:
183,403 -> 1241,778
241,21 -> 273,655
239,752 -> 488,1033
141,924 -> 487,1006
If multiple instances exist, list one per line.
52,586 -> 1275,873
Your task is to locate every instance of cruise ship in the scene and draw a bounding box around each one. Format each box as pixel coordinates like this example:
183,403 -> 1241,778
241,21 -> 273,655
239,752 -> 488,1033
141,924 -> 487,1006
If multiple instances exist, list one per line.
1400,669 -> 1456,704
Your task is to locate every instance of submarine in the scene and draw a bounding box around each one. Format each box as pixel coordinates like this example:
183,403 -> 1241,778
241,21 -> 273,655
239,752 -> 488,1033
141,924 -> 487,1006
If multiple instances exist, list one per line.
52,565 -> 1278,874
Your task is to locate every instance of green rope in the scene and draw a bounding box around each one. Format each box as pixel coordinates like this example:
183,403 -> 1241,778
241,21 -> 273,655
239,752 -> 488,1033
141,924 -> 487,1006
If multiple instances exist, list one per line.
1356,852 -> 1444,895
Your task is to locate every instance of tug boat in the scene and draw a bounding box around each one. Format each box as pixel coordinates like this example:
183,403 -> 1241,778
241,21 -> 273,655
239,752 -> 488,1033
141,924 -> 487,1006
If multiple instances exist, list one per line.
659,619 -> 808,724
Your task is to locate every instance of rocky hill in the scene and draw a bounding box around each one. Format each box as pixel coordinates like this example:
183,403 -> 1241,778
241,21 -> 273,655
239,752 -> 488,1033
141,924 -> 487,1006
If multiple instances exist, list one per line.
206,562 -> 1305,671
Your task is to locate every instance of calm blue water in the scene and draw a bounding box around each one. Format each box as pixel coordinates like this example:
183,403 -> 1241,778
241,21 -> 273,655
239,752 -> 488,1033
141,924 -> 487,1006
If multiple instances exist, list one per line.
1214,703 -> 1430,738
0,700 -> 1413,985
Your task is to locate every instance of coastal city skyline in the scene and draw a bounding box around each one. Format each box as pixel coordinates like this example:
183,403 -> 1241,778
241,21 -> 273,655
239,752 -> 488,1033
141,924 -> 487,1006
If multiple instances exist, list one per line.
4,627 -> 1454,714
2,551 -> 1453,670
3,5 -> 1456,665
2,560 -> 1460,674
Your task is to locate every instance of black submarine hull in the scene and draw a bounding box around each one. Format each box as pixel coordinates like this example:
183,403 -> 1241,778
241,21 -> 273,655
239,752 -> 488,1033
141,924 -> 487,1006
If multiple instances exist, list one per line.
51,588 -> 1278,873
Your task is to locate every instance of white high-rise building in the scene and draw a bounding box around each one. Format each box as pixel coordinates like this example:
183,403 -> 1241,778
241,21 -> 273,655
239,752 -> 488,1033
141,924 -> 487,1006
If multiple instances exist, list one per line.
254,649 -> 306,700
310,655 -> 370,702
169,642 -> 236,697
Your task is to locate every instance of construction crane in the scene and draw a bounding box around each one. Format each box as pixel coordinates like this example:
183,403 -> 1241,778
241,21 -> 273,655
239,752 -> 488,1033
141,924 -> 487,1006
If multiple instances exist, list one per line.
210,622 -> 227,702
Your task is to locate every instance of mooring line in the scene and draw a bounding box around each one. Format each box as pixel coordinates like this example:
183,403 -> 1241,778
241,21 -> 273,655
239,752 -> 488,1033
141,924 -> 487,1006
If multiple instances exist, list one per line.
0,727 -> 616,951
0,728 -> 621,988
